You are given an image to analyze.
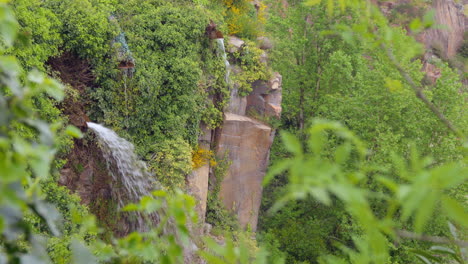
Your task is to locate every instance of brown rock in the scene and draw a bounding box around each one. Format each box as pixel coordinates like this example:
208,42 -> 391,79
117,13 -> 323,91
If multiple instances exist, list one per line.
257,36 -> 273,50
206,20 -> 223,40
419,0 -> 465,58
216,113 -> 273,230
187,124 -> 212,221
227,36 -> 245,53
247,72 -> 283,118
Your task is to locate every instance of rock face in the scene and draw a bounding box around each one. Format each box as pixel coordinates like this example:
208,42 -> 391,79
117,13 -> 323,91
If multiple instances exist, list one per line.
247,72 -> 283,119
187,125 -> 212,220
376,0 -> 466,59
215,113 -> 273,229
419,0 -> 466,58
187,35 -> 282,231
227,36 -> 245,53
216,71 -> 282,230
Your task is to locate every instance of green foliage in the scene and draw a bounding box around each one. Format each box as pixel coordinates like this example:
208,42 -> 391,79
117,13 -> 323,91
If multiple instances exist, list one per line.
265,120 -> 467,264
0,4 -> 89,262
206,153 -> 239,232
458,32 -> 468,58
222,0 -> 265,39
260,1 -> 467,263
148,137 -> 193,190
8,0 -> 62,71
43,0 -> 117,61
230,39 -> 270,96
198,44 -> 230,129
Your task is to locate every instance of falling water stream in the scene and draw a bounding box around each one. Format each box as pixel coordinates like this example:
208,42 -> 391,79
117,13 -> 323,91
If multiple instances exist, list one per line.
84,38 -> 231,259
87,122 -> 196,261
215,38 -> 230,85
87,122 -> 157,233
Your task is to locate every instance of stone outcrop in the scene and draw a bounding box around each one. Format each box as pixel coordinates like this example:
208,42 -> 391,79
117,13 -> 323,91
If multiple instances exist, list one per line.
215,36 -> 282,230
187,125 -> 212,220
376,0 -> 466,59
215,71 -> 281,230
247,72 -> 282,119
227,36 -> 245,53
187,35 -> 282,231
419,0 -> 466,58
215,113 -> 273,229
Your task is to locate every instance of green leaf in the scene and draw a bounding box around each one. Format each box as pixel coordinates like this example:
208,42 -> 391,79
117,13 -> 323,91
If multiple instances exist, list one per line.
32,199 -> 62,236
122,203 -> 139,212
409,18 -> 422,33
428,246 -> 462,262
0,5 -> 18,47
414,192 -> 437,232
264,159 -> 291,185
410,248 -> 442,263
310,187 -> 331,206
43,78 -> 64,101
280,131 -> 302,156
385,79 -> 402,92
422,9 -> 435,28
71,239 -> 98,264
441,196 -> 468,228
335,142 -> 351,165
65,125 -> 83,139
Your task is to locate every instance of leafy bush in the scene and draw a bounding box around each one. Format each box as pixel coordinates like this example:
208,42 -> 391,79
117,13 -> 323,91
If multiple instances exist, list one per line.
223,0 -> 264,39
148,137 -> 193,190
206,153 -> 239,232
230,39 -> 270,96
10,0 -> 62,71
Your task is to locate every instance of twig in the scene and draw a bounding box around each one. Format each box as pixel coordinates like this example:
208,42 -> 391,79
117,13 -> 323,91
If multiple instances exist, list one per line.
382,43 -> 464,139
396,229 -> 468,248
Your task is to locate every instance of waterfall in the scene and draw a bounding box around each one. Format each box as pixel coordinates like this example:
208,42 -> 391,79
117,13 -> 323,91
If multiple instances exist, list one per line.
216,38 -> 243,114
215,38 -> 230,85
87,122 -> 158,233
87,122 -> 197,261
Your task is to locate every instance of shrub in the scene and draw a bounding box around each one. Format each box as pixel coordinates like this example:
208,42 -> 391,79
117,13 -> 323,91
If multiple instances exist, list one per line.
230,39 -> 270,96
148,137 -> 193,190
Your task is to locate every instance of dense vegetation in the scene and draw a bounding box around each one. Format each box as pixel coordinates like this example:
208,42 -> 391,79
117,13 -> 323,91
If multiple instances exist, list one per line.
0,0 -> 466,263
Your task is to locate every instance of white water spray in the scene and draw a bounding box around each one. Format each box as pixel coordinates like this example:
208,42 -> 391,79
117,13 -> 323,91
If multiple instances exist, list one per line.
87,122 -> 157,232
215,38 -> 230,85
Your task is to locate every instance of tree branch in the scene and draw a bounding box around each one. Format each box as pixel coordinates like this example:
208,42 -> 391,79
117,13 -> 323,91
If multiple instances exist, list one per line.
396,229 -> 468,248
382,43 -> 464,139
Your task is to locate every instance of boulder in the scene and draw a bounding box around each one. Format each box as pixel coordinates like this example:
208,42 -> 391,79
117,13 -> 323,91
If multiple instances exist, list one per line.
247,72 -> 283,118
228,36 -> 245,53
257,36 -> 273,50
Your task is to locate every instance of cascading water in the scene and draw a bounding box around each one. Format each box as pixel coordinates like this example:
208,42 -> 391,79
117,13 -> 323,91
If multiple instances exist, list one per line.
87,122 -> 198,261
216,38 -> 242,114
215,38 -> 230,85
86,122 -> 158,233
216,38 -> 243,114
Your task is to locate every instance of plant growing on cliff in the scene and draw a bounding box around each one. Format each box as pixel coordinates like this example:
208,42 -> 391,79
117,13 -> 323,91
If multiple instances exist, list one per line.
206,153 -> 239,232
148,138 -> 193,190
0,3 -> 95,262
222,0 -> 264,39
230,39 -> 270,96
